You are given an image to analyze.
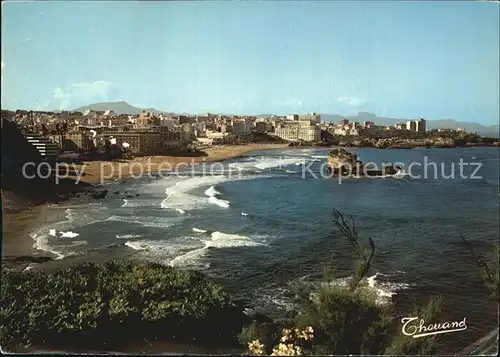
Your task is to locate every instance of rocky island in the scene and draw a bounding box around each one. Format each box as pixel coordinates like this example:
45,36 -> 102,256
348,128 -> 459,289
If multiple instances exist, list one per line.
327,148 -> 401,177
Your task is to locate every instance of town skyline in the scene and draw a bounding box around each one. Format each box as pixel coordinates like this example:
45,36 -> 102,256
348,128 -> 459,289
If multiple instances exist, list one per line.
2,1 -> 499,125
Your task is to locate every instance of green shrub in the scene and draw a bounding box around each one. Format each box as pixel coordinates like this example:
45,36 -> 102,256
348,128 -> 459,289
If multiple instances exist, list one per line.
0,260 -> 248,350
291,279 -> 392,355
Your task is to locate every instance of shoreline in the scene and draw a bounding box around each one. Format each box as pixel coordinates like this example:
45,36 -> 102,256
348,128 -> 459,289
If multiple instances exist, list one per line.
75,143 -> 289,185
1,144 -> 288,261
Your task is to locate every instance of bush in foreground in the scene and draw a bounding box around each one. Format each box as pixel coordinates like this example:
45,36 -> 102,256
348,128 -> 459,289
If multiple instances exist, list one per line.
0,260 -> 249,351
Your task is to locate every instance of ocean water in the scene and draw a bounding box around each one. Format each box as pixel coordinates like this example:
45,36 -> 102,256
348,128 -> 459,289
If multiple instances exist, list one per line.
27,147 -> 499,354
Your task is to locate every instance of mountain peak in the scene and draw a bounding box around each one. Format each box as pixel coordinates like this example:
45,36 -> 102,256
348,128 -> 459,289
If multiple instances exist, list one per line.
73,101 -> 162,115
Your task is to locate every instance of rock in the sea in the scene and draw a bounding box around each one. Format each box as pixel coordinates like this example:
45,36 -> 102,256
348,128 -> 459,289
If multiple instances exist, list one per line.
327,148 -> 361,175
327,148 -> 401,178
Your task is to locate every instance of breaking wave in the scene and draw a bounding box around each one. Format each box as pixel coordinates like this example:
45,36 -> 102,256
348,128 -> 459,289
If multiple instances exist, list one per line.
160,174 -> 266,213
205,185 -> 230,208
116,234 -> 142,239
229,156 -> 309,171
168,231 -> 267,268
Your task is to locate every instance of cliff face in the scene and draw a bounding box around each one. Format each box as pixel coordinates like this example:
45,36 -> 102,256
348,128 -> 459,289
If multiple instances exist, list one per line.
1,118 -> 98,209
1,118 -> 43,175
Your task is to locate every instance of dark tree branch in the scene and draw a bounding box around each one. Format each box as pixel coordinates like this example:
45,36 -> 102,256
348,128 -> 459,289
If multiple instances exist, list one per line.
332,209 -> 376,291
459,234 -> 498,297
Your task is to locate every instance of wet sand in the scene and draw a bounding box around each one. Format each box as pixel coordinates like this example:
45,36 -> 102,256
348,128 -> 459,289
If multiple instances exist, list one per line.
2,205 -> 47,258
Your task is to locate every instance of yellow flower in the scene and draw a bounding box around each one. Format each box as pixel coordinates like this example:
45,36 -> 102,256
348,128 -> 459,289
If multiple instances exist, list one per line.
247,339 -> 264,355
293,345 -> 303,355
297,326 -> 314,341
271,343 -> 303,356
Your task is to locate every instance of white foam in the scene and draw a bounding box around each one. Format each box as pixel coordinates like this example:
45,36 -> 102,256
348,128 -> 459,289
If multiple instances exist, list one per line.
326,272 -> 410,305
161,175 -> 264,212
192,227 -> 207,233
208,231 -> 264,248
175,208 -> 186,215
169,247 -> 207,268
116,234 -> 142,239
29,208 -> 103,259
121,198 -> 158,208
229,156 -> 309,171
205,185 -> 230,208
168,231 -> 267,268
254,157 -> 307,170
208,196 -> 230,208
393,169 -> 409,178
124,241 -> 147,251
30,232 -> 66,260
106,215 -> 178,228
59,231 -> 79,238
161,175 -> 229,211
65,240 -> 88,247
204,186 -> 221,197
367,273 -> 394,298
121,238 -> 206,269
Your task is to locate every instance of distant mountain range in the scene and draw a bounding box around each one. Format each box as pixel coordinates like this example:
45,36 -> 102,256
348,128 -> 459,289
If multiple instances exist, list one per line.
72,102 -> 499,137
73,101 -> 166,115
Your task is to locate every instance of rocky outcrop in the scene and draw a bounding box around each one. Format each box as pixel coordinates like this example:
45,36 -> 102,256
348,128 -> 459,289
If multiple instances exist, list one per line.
327,148 -> 361,175
327,148 -> 401,178
332,136 -> 498,149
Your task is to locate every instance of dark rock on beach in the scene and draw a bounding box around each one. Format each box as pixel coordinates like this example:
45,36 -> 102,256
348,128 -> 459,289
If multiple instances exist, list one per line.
11,256 -> 54,264
90,189 -> 108,199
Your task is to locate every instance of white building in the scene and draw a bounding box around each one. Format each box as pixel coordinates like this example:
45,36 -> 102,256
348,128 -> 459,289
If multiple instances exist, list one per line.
415,118 -> 426,132
273,120 -> 321,141
407,120 -> 417,131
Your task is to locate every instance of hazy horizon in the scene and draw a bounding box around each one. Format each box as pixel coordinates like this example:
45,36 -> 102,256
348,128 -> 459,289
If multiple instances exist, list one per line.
1,1 -> 499,125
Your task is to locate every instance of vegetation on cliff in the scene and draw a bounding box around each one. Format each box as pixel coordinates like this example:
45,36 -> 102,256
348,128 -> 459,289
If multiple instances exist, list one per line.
0,261 -> 249,351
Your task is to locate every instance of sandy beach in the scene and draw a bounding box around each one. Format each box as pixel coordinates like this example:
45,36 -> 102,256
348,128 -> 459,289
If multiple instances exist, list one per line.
74,144 -> 289,185
1,144 -> 288,259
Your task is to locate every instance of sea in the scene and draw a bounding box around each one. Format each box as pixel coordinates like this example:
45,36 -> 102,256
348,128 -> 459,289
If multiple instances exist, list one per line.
25,147 -> 499,354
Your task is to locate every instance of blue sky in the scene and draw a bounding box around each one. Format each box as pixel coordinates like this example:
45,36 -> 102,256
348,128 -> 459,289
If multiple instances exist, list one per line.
1,1 -> 499,125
